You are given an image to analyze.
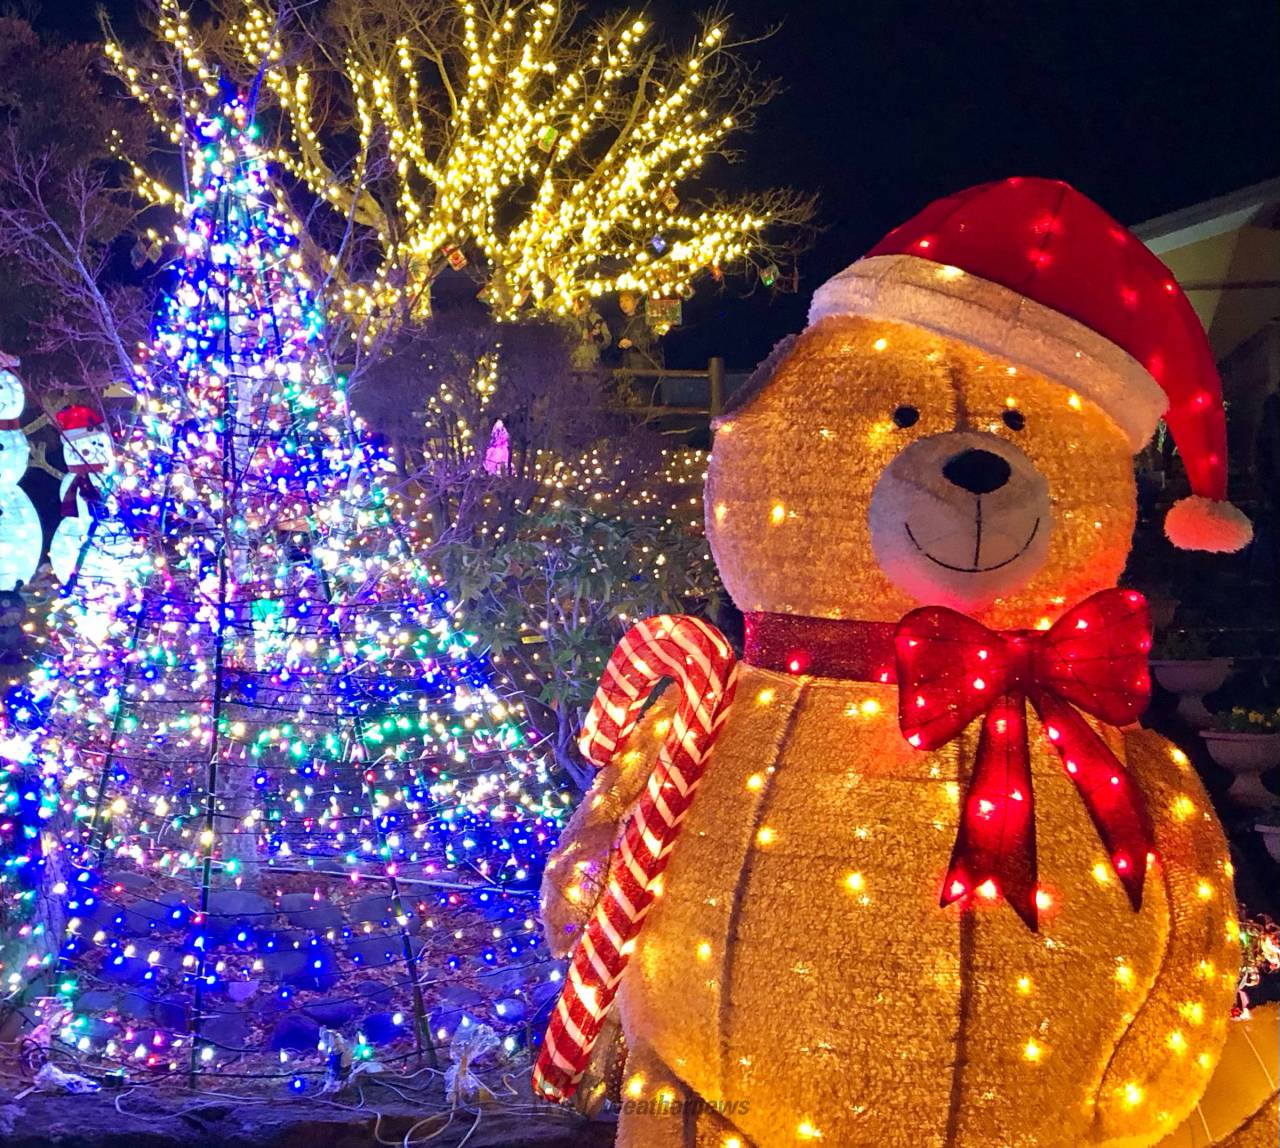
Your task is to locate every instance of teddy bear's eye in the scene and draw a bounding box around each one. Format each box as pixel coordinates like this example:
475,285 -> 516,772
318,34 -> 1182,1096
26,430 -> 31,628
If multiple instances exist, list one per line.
1002,408 -> 1026,431
892,405 -> 920,428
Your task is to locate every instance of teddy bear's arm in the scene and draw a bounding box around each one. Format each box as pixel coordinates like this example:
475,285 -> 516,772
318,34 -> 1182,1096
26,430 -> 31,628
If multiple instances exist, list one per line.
1091,726 -> 1240,1145
539,685 -> 679,959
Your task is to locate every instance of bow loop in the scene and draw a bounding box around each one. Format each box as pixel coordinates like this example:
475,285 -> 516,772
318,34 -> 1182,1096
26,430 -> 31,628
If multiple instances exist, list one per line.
1031,590 -> 1152,725
896,607 -> 1015,750
895,588 -> 1154,930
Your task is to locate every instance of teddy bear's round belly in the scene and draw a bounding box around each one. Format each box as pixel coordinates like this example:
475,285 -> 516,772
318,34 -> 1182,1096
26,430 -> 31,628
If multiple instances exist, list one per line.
618,665 -> 1229,1148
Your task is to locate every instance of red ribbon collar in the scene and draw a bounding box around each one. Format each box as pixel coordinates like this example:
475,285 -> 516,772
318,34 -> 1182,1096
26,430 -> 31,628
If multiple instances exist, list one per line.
743,588 -> 1155,930
744,612 -> 898,682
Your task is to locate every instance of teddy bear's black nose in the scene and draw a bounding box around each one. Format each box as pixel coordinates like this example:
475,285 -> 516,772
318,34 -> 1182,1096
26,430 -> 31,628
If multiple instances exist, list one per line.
943,448 -> 1011,495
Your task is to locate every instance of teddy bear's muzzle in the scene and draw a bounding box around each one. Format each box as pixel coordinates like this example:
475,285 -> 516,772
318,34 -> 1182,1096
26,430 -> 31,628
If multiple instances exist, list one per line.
869,429 -> 1052,611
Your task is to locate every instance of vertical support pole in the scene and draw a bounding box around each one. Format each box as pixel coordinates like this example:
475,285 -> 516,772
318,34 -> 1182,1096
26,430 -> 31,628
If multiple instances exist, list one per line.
708,357 -> 725,420
351,737 -> 438,1071
189,193 -> 236,1088
188,543 -> 229,1088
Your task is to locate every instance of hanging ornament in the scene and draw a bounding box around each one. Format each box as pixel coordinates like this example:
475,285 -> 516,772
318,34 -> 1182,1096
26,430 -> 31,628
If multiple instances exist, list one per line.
661,188 -> 679,212
650,234 -> 667,254
646,297 -> 682,331
130,234 -> 163,268
442,244 -> 468,271
536,125 -> 559,153
759,263 -> 779,287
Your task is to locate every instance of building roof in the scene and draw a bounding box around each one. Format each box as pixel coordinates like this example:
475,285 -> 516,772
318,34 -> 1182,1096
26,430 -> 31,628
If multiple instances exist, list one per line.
1134,177 -> 1280,252
1134,178 -> 1280,359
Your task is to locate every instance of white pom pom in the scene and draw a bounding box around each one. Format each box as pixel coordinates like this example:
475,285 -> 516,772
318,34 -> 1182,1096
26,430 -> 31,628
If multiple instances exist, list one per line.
1164,495 -> 1253,553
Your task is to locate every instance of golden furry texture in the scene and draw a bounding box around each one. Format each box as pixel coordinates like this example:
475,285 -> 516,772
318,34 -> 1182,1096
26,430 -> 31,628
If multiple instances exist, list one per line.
541,313 -> 1263,1146
592,670 -> 1236,1147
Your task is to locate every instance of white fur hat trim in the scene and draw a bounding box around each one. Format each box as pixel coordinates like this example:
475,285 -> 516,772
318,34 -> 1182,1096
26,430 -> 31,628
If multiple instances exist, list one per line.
809,254 -> 1167,451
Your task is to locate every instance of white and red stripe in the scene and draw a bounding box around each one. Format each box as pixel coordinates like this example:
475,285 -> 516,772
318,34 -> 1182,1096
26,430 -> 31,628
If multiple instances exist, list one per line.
533,615 -> 738,1102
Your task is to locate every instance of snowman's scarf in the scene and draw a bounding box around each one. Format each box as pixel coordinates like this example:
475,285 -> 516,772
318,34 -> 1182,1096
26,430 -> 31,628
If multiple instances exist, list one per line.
61,464 -> 104,517
533,615 -> 738,1103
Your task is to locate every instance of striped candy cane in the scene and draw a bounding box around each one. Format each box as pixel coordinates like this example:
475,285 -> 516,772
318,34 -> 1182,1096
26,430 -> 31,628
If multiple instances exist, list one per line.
533,615 -> 739,1102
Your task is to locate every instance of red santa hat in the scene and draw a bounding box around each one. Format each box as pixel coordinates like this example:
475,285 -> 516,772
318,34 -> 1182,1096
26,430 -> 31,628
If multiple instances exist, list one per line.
809,177 -> 1252,552
55,404 -> 104,440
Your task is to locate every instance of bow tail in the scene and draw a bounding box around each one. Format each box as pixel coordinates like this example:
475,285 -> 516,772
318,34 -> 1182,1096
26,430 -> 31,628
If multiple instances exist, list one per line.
1031,692 -> 1154,910
941,693 -> 1040,931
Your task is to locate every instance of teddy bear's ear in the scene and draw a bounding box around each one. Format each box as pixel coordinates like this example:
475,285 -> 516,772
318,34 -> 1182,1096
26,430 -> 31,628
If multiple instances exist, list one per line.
713,333 -> 799,426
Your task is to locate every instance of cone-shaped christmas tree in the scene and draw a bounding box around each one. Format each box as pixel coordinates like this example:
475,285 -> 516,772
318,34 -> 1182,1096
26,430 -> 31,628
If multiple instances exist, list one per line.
0,95 -> 566,1087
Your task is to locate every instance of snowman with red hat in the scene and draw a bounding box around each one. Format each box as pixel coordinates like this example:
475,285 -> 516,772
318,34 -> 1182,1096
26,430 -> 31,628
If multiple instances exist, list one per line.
48,402 -> 138,639
53,404 -> 115,520
0,359 -> 42,591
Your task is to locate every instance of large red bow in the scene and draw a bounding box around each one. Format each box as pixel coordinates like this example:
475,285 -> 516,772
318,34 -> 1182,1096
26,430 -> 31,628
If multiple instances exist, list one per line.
895,588 -> 1154,930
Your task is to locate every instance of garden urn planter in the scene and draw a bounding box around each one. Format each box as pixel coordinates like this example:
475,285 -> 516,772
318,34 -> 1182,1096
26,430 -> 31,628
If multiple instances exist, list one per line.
1254,822 -> 1280,864
1202,731 -> 1280,809
1151,657 -> 1232,727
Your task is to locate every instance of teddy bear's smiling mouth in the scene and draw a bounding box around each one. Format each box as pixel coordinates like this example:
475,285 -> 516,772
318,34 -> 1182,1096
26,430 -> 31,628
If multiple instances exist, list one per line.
904,516 -> 1042,574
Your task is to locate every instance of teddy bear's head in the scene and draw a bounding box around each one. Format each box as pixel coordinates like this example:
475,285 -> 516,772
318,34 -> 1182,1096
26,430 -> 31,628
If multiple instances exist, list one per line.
707,179 -> 1252,630
708,315 -> 1135,629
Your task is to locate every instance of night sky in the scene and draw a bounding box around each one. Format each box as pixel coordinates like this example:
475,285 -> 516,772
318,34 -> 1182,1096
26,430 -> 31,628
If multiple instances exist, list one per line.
35,0 -> 1280,369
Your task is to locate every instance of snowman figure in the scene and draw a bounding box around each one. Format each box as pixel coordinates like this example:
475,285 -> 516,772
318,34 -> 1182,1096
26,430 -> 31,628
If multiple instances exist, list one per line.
48,404 -> 138,642
0,363 -> 41,592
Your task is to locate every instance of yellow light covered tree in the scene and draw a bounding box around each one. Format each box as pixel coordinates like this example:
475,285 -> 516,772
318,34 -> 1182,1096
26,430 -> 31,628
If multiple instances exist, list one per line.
107,0 -> 814,333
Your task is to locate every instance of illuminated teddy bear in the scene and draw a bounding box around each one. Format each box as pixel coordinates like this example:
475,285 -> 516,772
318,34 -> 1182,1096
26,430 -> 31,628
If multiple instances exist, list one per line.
536,180 -> 1278,1147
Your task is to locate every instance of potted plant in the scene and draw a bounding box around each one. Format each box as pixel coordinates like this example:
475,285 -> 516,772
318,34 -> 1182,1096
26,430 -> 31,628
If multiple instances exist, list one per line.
1150,629 -> 1232,728
1202,707 -> 1280,809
